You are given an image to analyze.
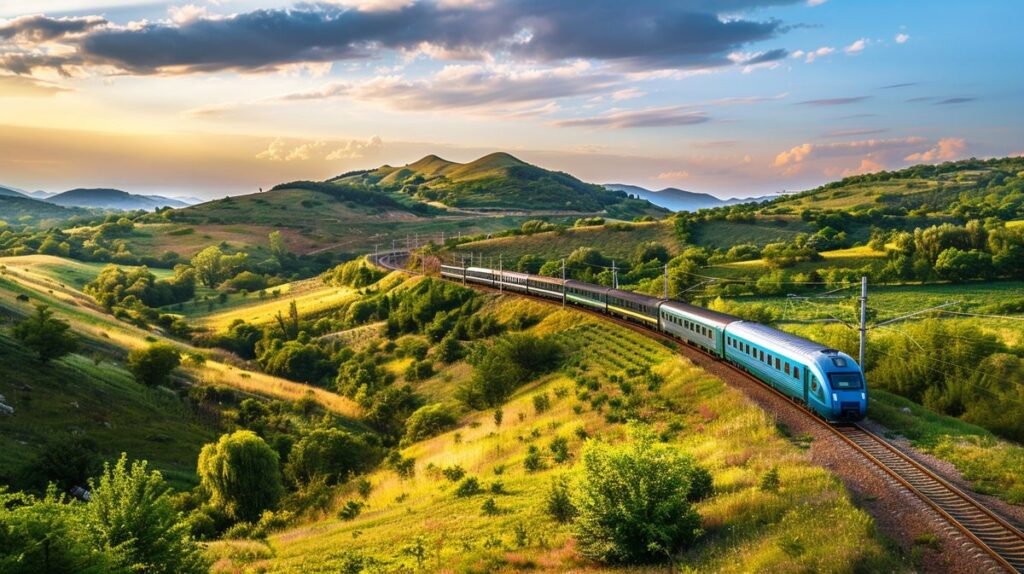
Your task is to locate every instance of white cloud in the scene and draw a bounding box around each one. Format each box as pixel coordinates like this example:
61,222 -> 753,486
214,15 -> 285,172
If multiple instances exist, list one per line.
844,38 -> 867,54
611,87 -> 645,101
804,47 -> 834,63
807,0 -> 827,6
326,136 -> 384,160
895,33 -> 909,44
773,137 -> 927,167
168,4 -> 209,25
657,170 -> 689,180
904,138 -> 966,162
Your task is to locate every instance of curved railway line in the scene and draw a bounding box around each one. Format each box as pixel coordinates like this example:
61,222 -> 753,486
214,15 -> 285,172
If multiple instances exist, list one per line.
371,250 -> 1024,573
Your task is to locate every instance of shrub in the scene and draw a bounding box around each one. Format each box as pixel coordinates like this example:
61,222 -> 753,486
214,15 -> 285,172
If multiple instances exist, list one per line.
545,475 -> 576,523
356,477 -> 373,499
760,466 -> 780,492
481,497 -> 499,516
12,304 -> 78,362
549,436 -> 570,464
570,424 -> 703,563
687,464 -> 714,502
523,445 -> 544,473
441,465 -> 466,482
127,343 -> 181,387
198,431 -> 284,523
458,333 -> 562,408
454,476 -> 482,497
533,392 -> 551,414
338,500 -> 364,521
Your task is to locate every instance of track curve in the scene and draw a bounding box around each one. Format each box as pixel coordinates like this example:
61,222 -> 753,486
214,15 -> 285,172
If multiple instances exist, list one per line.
370,251 -> 1024,573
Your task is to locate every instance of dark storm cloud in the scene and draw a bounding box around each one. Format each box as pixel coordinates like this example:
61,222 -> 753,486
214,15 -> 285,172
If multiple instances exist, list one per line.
0,14 -> 106,42
797,96 -> 871,106
6,0 -> 797,75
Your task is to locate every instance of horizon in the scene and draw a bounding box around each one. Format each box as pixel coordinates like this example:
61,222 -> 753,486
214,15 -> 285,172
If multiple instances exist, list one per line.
1,0 -> 1021,200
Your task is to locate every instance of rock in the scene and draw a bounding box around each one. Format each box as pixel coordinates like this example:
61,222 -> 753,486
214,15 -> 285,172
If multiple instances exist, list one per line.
900,407 -> 912,414
0,403 -> 13,416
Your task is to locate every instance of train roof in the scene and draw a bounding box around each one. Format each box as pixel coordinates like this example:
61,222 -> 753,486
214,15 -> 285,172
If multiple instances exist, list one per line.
606,287 -> 665,307
529,274 -> 565,285
500,270 -> 530,279
564,279 -> 609,294
466,266 -> 494,274
660,300 -> 740,327
726,321 -> 833,360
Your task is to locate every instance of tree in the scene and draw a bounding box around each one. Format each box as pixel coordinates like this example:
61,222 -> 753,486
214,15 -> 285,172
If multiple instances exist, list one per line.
190,246 -> 224,288
197,431 -> 284,523
269,231 -> 288,263
570,424 -> 704,564
403,403 -> 459,443
86,454 -> 206,574
458,333 -> 562,408
127,343 -> 181,387
12,304 -> 78,362
631,241 -> 669,267
284,428 -> 382,485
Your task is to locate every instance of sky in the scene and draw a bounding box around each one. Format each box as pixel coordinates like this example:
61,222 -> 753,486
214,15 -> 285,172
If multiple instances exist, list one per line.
0,0 -> 1021,200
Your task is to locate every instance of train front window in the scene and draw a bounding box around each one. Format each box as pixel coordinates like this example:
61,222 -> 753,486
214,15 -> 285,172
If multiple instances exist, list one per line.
829,372 -> 863,389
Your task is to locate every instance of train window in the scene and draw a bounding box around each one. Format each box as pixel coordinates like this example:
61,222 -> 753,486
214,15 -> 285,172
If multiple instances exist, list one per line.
831,357 -> 848,368
829,372 -> 863,389
784,363 -> 790,375
792,367 -> 800,380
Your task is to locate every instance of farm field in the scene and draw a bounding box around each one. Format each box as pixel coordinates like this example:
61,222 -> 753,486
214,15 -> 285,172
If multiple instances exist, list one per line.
211,297 -> 903,573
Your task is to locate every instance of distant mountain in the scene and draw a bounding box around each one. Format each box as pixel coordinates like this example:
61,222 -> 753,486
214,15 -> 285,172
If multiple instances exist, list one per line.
27,190 -> 56,200
334,152 -> 665,214
0,185 -> 27,198
604,183 -> 777,212
46,188 -> 189,211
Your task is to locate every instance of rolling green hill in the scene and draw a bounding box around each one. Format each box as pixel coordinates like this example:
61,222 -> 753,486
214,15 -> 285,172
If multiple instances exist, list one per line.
333,152 -> 660,213
0,195 -> 91,224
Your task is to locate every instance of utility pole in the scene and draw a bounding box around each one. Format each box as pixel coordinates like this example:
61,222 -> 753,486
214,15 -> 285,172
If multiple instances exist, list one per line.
374,243 -> 379,262
612,260 -> 618,290
859,276 -> 867,371
498,254 -> 503,293
392,238 -> 396,253
461,256 -> 466,284
561,258 -> 566,307
663,263 -> 669,299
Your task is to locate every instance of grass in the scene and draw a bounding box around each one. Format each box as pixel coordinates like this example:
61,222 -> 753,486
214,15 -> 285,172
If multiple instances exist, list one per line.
173,277 -> 357,331
0,332 -> 216,491
0,254 -> 173,289
869,390 -> 1024,504
0,255 -> 361,419
213,297 -> 902,573
690,217 -> 816,250
453,220 -> 682,263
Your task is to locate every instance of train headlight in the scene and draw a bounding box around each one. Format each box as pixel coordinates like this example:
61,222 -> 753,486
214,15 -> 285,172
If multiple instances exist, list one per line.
832,393 -> 837,403
861,393 -> 866,400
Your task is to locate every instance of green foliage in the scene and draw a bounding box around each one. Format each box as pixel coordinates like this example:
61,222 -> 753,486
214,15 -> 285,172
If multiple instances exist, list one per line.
458,333 -> 562,408
760,467 -> 781,492
256,339 -> 332,385
284,428 -> 382,486
85,265 -> 194,310
436,334 -> 464,363
338,500 -> 364,521
523,445 -> 544,473
126,343 -> 181,387
632,241 -> 670,266
403,403 -> 459,443
86,454 -> 207,574
570,424 -> 704,564
441,465 -> 465,482
454,476 -> 482,497
12,304 -> 78,362
197,431 -> 284,523
549,436 -> 570,464
545,475 -> 576,523
326,258 -> 386,288
481,497 -> 499,516
190,246 -> 248,288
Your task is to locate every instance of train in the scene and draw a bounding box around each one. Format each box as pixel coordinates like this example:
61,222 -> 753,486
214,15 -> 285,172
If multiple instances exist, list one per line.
440,264 -> 866,422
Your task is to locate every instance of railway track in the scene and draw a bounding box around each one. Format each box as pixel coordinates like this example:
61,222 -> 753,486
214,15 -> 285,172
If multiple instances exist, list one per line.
372,251 -> 1024,573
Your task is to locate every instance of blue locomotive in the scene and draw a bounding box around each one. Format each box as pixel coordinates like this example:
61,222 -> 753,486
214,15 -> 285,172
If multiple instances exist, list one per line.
440,263 -> 866,422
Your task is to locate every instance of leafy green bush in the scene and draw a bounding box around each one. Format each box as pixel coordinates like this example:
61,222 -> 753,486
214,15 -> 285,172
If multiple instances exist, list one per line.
404,403 -> 459,443
454,476 -> 482,497
12,304 -> 78,362
457,333 -> 562,408
198,431 -> 284,523
570,424 -> 704,564
544,475 -> 576,523
127,343 -> 181,387
284,428 -> 382,486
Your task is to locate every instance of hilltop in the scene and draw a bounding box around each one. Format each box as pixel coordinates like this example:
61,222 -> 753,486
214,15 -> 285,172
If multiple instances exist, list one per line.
0,195 -> 91,223
334,152 -> 657,213
46,188 -> 189,211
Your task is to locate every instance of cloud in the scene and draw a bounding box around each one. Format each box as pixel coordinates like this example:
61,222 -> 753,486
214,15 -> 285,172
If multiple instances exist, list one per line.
657,170 -> 690,180
880,82 -> 917,89
844,38 -> 866,54
0,14 -> 106,42
0,74 -> 69,97
822,128 -> 888,138
168,4 -> 211,25
806,0 -> 827,5
773,136 -> 927,167
326,136 -> 384,160
552,105 -> 709,129
935,97 -> 976,105
798,96 -> 870,106
5,1 -> 797,76
895,32 -> 909,44
611,87 -> 645,101
904,137 -> 966,162
257,136 -> 385,161
793,46 -> 834,63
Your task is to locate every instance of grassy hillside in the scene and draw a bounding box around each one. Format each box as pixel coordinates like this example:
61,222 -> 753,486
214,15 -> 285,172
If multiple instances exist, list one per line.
0,331 -> 216,491
212,297 -> 901,573
0,255 -> 361,418
0,195 -> 91,225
